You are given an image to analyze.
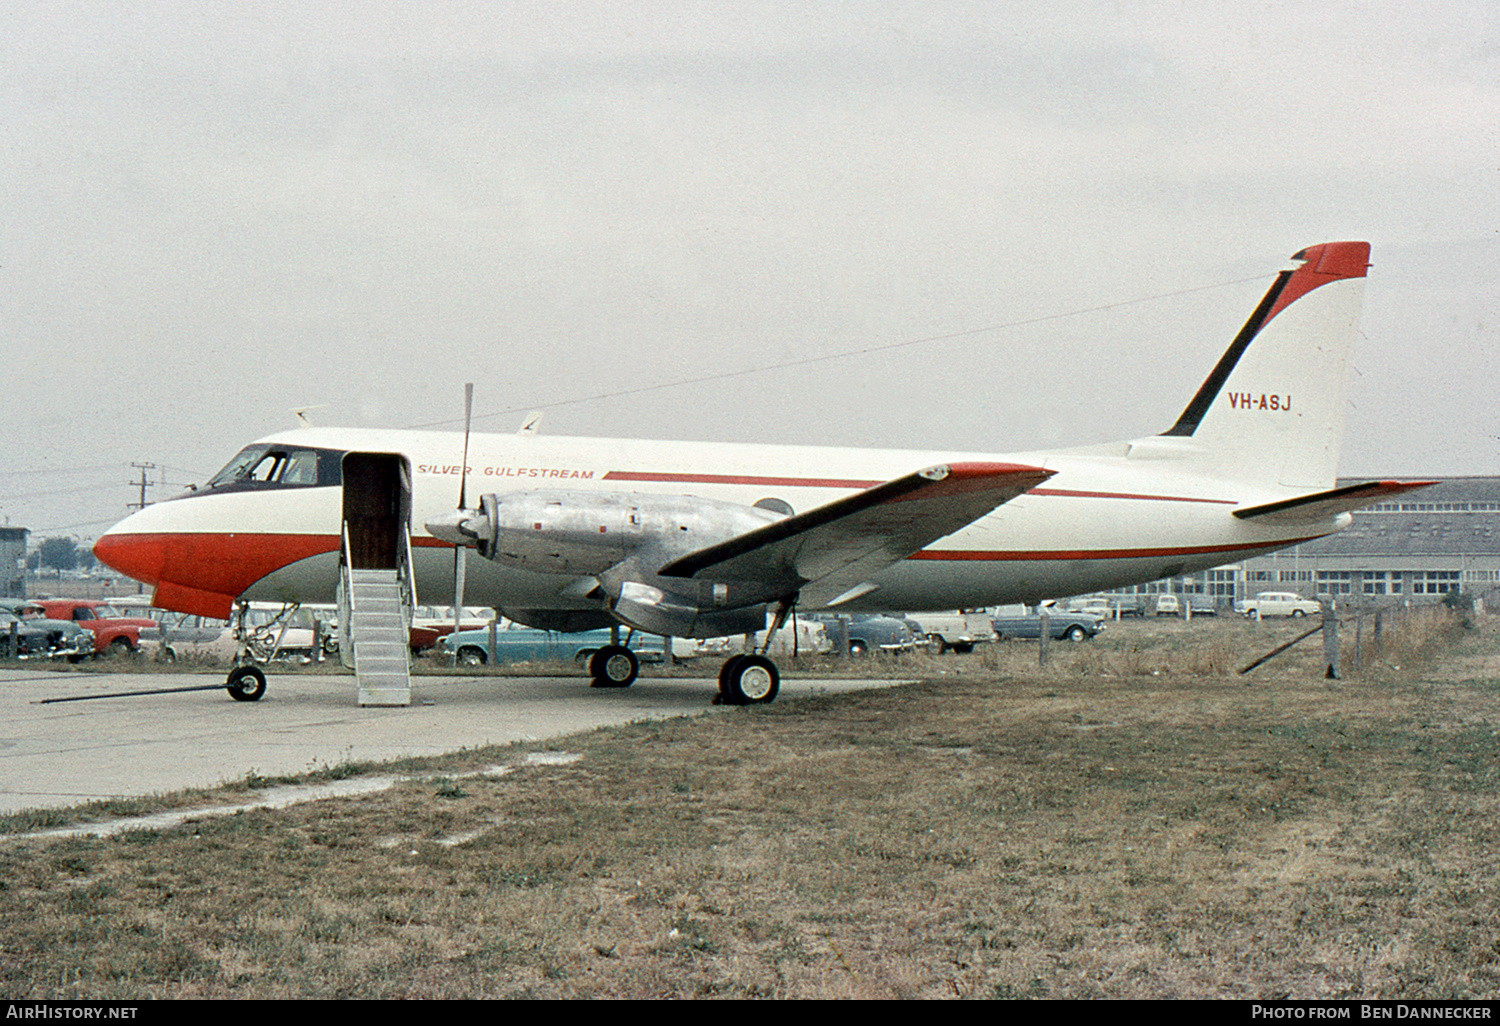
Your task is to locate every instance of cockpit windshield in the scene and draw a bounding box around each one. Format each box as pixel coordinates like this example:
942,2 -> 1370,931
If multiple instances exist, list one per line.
205,445 -> 344,491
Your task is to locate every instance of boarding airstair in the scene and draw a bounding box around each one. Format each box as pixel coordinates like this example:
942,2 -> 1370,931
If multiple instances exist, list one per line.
340,563 -> 413,706
338,452 -> 417,707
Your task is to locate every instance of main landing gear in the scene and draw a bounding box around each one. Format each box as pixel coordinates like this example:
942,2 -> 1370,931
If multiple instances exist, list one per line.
717,654 -> 780,705
586,642 -> 781,704
588,601 -> 794,705
713,600 -> 792,705
587,645 -> 639,688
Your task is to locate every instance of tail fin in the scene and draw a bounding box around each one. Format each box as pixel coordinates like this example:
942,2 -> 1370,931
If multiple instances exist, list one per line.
1159,241 -> 1370,489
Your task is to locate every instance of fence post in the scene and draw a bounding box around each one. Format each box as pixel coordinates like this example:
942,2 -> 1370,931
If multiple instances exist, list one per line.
1321,601 -> 1340,680
1039,610 -> 1050,667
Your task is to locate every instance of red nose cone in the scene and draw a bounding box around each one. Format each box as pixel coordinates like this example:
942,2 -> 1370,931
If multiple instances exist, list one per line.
93,533 -> 165,587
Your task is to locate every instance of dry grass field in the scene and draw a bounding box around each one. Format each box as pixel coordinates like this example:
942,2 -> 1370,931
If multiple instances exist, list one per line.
3,607 -> 1499,999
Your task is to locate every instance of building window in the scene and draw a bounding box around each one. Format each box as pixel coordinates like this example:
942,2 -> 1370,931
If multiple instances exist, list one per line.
1318,571 -> 1354,595
1207,569 -> 1238,598
1411,571 -> 1461,595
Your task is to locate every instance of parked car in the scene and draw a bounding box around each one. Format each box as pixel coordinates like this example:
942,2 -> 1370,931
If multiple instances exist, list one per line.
408,605 -> 497,653
0,609 -> 94,661
692,612 -> 832,658
806,613 -> 917,656
140,612 -> 236,662
17,599 -> 156,655
1234,592 -> 1323,618
905,610 -> 996,654
990,604 -> 1106,642
1186,595 -> 1219,616
436,620 -> 667,667
1071,596 -> 1143,618
1154,594 -> 1181,616
135,604 -> 326,664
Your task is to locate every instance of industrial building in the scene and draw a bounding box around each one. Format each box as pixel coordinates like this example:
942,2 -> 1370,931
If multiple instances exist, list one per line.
0,527 -> 27,600
1109,478 -> 1500,609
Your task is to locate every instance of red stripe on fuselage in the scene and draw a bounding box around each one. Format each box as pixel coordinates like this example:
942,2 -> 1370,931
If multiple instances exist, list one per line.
603,470 -> 1232,505
910,533 -> 1330,562
602,470 -> 884,488
1030,488 -> 1235,505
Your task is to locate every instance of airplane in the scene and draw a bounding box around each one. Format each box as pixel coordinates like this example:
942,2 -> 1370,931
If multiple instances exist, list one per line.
93,240 -> 1431,705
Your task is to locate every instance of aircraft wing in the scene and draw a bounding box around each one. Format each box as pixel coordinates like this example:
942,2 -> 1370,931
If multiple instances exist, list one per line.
1233,480 -> 1436,524
657,461 -> 1053,607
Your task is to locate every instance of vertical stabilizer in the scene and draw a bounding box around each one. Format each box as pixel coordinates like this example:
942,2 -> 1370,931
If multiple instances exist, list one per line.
1160,242 -> 1369,490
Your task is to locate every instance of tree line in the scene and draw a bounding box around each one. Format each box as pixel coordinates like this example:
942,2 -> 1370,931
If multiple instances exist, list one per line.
28,537 -> 98,573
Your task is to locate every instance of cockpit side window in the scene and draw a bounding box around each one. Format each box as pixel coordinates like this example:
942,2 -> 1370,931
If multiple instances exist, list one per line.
204,445 -> 345,492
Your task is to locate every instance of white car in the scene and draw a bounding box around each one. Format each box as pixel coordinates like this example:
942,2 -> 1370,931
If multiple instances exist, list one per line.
907,610 -> 996,654
1234,592 -> 1323,619
147,604 -> 327,663
1154,594 -> 1181,616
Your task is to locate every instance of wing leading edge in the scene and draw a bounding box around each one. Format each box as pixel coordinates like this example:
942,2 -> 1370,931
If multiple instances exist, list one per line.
1233,480 -> 1436,524
657,461 -> 1054,607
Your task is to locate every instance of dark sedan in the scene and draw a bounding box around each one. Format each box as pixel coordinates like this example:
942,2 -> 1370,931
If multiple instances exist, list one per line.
990,605 -> 1106,642
0,609 -> 94,660
806,613 -> 917,656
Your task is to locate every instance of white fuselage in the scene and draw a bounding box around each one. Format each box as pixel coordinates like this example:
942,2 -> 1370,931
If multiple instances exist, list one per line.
95,424 -> 1336,619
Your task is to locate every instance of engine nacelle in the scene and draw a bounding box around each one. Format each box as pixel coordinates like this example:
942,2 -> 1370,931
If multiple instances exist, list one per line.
433,489 -> 788,576
596,557 -> 784,638
612,580 -> 769,639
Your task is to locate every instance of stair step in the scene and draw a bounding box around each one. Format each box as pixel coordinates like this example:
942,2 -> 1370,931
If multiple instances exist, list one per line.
343,555 -> 413,706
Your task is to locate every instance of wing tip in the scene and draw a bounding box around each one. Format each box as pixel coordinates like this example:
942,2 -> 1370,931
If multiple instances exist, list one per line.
936,461 -> 1056,480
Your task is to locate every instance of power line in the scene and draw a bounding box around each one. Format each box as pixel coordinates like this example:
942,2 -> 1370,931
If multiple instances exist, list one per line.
126,463 -> 158,511
0,463 -> 120,477
405,272 -> 1273,430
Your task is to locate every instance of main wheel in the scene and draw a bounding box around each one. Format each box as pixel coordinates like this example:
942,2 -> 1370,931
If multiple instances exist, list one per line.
719,654 -> 779,705
589,645 -> 639,688
226,665 -> 267,702
717,654 -> 747,696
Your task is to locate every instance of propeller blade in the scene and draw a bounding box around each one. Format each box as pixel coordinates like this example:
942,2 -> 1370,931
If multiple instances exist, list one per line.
458,382 -> 474,511
454,382 -> 474,666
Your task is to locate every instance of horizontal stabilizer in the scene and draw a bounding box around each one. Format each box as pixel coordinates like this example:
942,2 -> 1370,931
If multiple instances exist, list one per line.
1233,480 -> 1436,524
659,461 -> 1053,607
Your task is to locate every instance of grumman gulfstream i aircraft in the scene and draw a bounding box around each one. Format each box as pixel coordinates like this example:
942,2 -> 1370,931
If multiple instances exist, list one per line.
94,241 -> 1429,705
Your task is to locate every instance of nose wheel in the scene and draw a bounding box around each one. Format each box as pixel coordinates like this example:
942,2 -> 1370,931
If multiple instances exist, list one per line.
717,654 -> 780,704
226,664 -> 267,702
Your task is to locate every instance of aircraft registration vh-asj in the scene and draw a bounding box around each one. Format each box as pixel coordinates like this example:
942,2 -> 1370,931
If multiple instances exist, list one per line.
94,241 -> 1430,705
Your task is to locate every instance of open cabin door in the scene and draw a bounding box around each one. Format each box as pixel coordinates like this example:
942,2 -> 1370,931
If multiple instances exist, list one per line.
342,452 -> 412,571
339,452 -> 416,706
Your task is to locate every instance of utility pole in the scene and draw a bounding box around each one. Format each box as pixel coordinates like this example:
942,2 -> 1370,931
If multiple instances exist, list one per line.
128,463 -> 158,511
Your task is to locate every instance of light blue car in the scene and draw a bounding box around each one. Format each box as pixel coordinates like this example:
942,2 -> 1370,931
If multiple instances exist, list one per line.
435,620 -> 666,668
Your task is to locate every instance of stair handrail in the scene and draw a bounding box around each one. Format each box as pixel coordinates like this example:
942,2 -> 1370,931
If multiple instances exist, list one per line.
337,520 -> 355,669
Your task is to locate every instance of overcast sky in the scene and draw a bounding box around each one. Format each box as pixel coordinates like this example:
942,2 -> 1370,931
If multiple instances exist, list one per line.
3,1 -> 1497,543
